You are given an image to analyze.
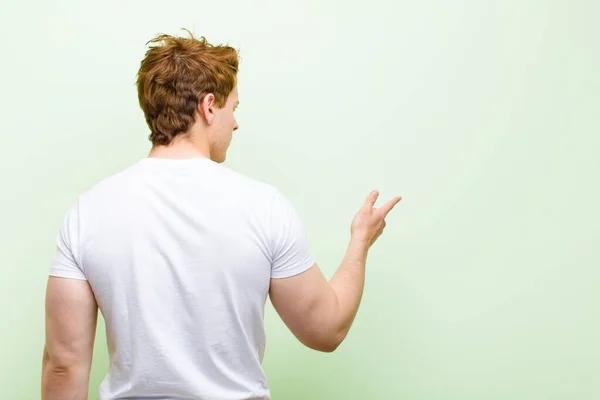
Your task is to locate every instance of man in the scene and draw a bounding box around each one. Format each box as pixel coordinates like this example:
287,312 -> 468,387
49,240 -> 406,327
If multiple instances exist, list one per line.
42,30 -> 402,400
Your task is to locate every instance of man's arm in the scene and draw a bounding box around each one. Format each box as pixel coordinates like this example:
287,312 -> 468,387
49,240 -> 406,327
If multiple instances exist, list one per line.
269,238 -> 369,352
269,190 -> 402,352
42,276 -> 98,400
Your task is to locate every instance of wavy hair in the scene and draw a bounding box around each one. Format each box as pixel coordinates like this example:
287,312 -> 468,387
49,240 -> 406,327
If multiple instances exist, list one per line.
137,29 -> 239,146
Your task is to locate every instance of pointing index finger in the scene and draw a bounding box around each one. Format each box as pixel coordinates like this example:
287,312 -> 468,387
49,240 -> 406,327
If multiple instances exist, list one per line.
379,196 -> 402,218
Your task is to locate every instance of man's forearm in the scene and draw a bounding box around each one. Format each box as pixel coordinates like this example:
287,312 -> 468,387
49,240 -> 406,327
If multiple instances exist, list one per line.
329,237 -> 369,344
42,354 -> 90,400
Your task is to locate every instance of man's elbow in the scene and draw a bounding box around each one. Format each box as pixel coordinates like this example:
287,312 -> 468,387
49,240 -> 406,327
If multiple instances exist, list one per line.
44,347 -> 79,370
317,341 -> 341,353
42,347 -> 89,381
42,361 -> 79,394
42,353 -> 90,400
307,331 -> 346,353
43,357 -> 77,383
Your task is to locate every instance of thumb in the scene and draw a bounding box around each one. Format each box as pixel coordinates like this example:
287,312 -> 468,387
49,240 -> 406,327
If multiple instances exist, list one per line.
363,190 -> 379,209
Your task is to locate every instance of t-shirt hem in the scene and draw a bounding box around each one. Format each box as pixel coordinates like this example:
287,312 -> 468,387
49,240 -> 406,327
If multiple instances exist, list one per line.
270,258 -> 315,279
49,267 -> 88,281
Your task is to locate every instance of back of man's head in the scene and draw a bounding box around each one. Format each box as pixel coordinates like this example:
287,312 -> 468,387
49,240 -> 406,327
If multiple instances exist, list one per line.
137,29 -> 239,147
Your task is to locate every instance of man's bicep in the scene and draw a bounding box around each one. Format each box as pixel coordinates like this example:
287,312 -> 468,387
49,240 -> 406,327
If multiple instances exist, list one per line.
269,262 -> 339,352
44,276 -> 98,367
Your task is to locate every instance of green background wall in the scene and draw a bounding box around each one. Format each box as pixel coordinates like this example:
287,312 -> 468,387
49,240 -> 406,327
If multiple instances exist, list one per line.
1,0 -> 598,398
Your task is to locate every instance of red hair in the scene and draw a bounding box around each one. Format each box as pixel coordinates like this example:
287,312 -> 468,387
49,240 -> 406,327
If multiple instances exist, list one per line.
137,29 -> 239,146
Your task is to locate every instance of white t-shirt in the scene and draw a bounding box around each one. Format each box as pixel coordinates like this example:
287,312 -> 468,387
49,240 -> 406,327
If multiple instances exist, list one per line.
50,157 -> 315,400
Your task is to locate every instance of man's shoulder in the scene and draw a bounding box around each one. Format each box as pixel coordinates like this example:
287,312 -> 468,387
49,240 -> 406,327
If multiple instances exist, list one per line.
77,160 -> 281,206
77,162 -> 141,203
216,163 -> 280,198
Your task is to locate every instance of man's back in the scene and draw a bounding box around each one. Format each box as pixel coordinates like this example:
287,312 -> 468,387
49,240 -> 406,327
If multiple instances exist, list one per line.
50,157 -> 315,399
42,31 -> 401,400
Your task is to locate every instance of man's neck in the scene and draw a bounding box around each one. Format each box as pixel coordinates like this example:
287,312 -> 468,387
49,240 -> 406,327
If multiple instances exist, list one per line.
148,135 -> 211,160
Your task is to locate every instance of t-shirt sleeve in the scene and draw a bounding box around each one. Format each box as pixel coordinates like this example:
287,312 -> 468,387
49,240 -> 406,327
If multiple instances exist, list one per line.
49,202 -> 87,280
268,189 -> 315,279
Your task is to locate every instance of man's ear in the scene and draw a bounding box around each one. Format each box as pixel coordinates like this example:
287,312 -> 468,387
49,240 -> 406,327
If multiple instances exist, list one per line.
198,93 -> 216,125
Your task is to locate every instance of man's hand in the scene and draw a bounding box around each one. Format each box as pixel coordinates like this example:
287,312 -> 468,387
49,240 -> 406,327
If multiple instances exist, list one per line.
350,190 -> 402,248
42,276 -> 98,400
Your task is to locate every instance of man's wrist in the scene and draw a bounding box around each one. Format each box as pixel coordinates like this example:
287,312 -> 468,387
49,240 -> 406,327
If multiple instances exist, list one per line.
349,236 -> 370,252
